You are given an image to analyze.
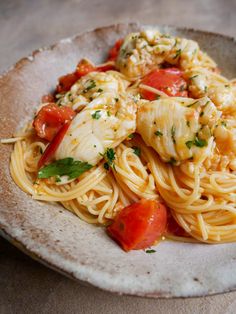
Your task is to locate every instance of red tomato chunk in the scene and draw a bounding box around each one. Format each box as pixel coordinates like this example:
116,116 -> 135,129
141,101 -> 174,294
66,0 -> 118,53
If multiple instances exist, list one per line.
107,39 -> 123,61
107,199 -> 167,251
33,103 -> 75,141
38,121 -> 71,168
141,68 -> 188,100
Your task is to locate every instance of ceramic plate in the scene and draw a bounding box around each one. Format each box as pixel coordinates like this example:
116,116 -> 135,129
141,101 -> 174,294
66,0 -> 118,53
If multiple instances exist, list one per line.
0,23 -> 236,298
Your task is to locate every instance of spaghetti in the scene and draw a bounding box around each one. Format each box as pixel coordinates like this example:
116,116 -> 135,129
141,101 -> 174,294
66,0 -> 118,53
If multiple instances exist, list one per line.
3,29 -> 236,248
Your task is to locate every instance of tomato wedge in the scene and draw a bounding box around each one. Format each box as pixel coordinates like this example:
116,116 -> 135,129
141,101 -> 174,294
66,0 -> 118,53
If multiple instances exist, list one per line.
140,68 -> 188,100
33,103 -> 75,141
56,73 -> 79,94
107,39 -> 123,61
76,59 -> 95,77
107,199 -> 167,251
38,121 -> 71,168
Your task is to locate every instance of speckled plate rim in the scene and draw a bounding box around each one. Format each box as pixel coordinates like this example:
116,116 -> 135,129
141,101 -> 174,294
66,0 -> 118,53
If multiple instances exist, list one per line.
0,23 -> 236,299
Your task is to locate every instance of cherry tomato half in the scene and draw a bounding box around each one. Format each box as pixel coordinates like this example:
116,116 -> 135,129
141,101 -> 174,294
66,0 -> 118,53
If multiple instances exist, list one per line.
33,103 -> 75,141
38,121 -> 71,168
107,199 -> 167,251
140,68 -> 188,100
107,39 -> 123,61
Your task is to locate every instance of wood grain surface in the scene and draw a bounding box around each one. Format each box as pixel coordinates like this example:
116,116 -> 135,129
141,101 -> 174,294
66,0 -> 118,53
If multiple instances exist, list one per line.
0,0 -> 236,313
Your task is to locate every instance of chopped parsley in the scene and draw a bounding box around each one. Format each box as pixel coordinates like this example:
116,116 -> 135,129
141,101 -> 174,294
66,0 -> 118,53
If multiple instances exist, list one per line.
221,121 -> 227,127
91,110 -> 102,120
200,111 -> 204,117
114,97 -> 119,102
97,88 -> 103,92
173,49 -> 181,59
161,34 -> 171,38
55,176 -> 61,183
132,146 -> 141,157
187,100 -> 199,108
194,136 -> 207,147
107,110 -> 111,117
145,249 -> 156,254
103,162 -> 110,170
189,75 -> 198,80
204,86 -> 208,93
38,158 -> 93,180
171,125 -> 176,144
83,79 -> 96,93
156,95 -> 161,100
154,130 -> 163,137
168,157 -> 177,165
101,148 -> 116,170
185,140 -> 193,149
185,135 -> 208,149
186,121 -> 190,127
128,133 -> 135,139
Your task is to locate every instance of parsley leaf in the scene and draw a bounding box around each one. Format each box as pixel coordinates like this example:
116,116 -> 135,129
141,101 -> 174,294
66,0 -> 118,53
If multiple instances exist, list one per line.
185,140 -> 193,149
221,121 -> 227,127
187,100 -> 199,108
38,158 -> 93,180
171,125 -> 176,144
189,75 -> 198,80
194,136 -> 207,147
168,157 -> 177,165
132,146 -> 141,157
102,148 -> 116,170
154,130 -> 163,136
128,133 -> 135,139
83,80 -> 96,93
145,249 -> 156,254
91,110 -> 101,120
173,49 -> 181,59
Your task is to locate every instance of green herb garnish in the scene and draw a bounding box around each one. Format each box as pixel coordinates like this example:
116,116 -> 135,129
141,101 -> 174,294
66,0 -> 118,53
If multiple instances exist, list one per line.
171,125 -> 176,144
154,130 -> 163,137
91,110 -> 101,120
97,88 -> 103,92
185,141 -> 193,149
187,101 -> 199,108
38,158 -> 93,180
101,148 -> 116,170
221,121 -> 227,127
189,75 -> 198,80
168,157 -> 177,165
173,49 -> 181,59
132,146 -> 141,157
194,136 -> 207,147
83,79 -> 96,93
128,133 -> 135,139
200,111 -> 204,117
145,249 -> 156,254
104,162 -> 110,170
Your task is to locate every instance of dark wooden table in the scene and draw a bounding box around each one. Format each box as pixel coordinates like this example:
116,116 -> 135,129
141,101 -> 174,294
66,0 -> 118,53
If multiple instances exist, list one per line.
1,1 -> 236,313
